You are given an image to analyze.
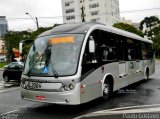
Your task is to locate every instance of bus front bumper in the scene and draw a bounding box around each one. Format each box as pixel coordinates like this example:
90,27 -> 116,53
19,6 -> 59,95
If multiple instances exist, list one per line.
20,85 -> 81,105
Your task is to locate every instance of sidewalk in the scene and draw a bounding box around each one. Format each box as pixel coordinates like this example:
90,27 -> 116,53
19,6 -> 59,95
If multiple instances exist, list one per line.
0,81 -> 20,89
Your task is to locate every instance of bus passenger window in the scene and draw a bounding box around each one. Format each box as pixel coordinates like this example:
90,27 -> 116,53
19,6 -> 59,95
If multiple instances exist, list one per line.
126,39 -> 136,61
107,48 -> 116,60
103,48 -> 108,60
99,31 -> 117,61
128,49 -> 131,60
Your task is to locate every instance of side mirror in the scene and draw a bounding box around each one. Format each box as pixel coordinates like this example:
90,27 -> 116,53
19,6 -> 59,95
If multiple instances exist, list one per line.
89,36 -> 95,53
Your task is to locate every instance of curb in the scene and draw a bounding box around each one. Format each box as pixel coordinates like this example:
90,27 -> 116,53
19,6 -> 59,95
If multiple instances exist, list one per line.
3,83 -> 20,88
0,81 -> 20,89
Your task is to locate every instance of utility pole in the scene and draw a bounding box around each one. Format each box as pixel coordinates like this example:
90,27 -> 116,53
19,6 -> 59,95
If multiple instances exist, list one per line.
81,6 -> 85,22
26,12 -> 39,30
35,17 -> 39,29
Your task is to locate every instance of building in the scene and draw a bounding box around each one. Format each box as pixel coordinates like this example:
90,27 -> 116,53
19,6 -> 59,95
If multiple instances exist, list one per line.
0,16 -> 8,37
61,0 -> 120,25
0,16 -> 8,56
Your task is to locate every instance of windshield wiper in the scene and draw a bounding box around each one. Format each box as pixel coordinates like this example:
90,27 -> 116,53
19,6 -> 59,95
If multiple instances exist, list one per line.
27,42 -> 37,77
50,61 -> 59,78
45,44 -> 59,78
27,54 -> 42,77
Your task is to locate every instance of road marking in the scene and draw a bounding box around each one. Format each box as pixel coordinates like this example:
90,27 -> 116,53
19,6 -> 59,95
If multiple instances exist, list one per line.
74,104 -> 160,119
0,87 -> 19,93
94,107 -> 160,114
0,110 -> 18,116
101,104 -> 160,111
0,81 -> 4,86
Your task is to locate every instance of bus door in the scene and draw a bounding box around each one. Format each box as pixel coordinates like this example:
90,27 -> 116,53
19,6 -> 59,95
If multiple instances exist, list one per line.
127,60 -> 137,84
118,61 -> 128,88
117,37 -> 128,88
81,30 -> 102,103
126,39 -> 138,84
135,60 -> 143,78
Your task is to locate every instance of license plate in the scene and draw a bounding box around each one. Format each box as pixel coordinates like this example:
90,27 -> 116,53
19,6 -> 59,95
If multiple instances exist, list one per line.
29,82 -> 41,89
41,83 -> 62,89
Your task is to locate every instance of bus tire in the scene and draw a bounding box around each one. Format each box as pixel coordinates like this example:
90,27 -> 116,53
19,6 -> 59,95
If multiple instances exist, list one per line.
102,79 -> 112,100
144,67 -> 149,80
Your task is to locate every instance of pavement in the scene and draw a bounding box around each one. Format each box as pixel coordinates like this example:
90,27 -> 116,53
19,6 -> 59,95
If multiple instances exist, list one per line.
74,104 -> 160,119
0,81 -> 20,89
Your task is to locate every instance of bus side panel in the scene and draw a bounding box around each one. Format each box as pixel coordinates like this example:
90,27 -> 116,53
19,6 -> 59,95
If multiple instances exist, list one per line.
127,59 -> 155,85
127,61 -> 143,85
80,62 -> 119,104
80,67 -> 103,104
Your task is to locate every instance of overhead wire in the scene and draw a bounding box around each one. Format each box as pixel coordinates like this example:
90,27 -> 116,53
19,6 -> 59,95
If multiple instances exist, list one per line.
6,7 -> 160,30
6,7 -> 160,20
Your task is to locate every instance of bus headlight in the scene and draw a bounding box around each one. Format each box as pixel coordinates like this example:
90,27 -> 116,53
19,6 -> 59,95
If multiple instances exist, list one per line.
69,84 -> 75,90
63,85 -> 70,91
63,84 -> 75,91
21,82 -> 25,88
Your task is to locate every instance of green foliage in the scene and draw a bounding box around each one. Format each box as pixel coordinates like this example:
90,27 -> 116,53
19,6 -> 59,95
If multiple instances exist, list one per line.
152,27 -> 160,56
139,16 -> 160,38
113,23 -> 144,37
140,16 -> 160,56
4,31 -> 31,61
3,24 -> 61,61
0,62 -> 8,68
30,27 -> 53,40
140,16 -> 160,31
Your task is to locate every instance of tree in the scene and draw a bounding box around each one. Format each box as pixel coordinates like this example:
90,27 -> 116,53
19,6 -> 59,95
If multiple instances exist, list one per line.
113,23 -> 144,37
153,36 -> 160,56
151,26 -> 160,57
3,24 -> 61,62
4,31 -> 31,61
139,16 -> 160,38
140,16 -> 160,56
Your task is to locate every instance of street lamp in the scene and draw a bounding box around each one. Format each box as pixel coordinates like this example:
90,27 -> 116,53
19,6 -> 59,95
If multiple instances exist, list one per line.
25,12 -> 39,30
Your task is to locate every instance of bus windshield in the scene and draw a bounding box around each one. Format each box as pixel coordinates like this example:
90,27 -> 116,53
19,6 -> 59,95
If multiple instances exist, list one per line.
24,34 -> 84,77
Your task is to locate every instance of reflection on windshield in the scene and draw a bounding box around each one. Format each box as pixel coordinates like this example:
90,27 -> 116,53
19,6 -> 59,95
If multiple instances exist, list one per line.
24,34 -> 84,77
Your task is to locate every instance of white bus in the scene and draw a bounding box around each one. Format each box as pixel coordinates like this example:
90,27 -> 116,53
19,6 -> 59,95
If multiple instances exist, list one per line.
20,22 -> 155,105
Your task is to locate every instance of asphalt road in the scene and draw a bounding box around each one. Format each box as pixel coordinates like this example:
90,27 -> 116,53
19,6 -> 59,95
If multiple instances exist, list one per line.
0,61 -> 160,119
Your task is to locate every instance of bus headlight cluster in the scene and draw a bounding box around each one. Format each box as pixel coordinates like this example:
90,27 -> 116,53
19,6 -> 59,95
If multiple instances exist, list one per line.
62,84 -> 75,91
21,81 -> 29,89
21,82 -> 26,89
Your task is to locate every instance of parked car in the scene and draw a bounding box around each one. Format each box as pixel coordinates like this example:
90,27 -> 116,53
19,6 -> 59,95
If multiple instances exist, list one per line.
3,62 -> 24,82
0,56 -> 7,62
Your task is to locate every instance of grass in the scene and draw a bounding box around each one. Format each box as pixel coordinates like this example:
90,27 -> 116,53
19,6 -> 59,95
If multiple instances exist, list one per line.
0,62 -> 8,68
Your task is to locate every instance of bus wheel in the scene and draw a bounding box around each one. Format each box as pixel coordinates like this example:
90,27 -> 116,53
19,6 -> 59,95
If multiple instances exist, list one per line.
102,80 -> 112,100
145,68 -> 149,80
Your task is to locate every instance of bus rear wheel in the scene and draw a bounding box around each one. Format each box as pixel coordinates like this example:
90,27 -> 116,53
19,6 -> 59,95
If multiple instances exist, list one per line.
102,80 -> 112,100
145,68 -> 149,80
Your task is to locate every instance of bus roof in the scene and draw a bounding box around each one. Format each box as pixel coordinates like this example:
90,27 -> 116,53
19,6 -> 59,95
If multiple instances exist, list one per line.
39,22 -> 98,36
38,22 -> 152,44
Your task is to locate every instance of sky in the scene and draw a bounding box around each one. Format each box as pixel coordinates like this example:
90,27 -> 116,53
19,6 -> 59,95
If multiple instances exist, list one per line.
0,0 -> 160,31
